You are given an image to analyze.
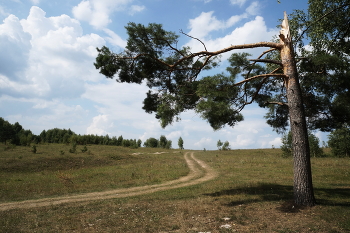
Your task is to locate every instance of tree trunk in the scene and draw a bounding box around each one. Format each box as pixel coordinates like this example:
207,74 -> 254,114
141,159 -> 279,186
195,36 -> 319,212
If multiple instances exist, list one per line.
280,12 -> 316,206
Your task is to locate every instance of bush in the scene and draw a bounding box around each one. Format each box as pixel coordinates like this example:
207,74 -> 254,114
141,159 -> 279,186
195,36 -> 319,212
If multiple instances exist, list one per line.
328,125 -> 350,157
81,145 -> 88,153
143,137 -> 159,148
69,142 -> 77,153
281,131 -> 324,157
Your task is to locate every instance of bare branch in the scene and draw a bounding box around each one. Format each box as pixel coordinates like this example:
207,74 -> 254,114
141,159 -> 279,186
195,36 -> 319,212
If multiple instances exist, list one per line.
265,101 -> 288,106
233,73 -> 287,87
271,67 -> 283,74
180,29 -> 207,51
249,59 -> 282,65
258,48 -> 277,59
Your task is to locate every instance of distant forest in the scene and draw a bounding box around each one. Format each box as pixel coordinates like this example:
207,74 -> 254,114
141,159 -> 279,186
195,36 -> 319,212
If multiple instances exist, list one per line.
0,117 -> 172,149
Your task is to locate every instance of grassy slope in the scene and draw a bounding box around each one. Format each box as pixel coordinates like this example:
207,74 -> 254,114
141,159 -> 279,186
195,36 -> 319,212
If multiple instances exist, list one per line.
0,144 -> 349,232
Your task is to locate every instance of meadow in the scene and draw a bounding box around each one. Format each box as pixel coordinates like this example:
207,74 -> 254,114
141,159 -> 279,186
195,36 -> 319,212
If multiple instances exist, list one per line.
0,143 -> 349,232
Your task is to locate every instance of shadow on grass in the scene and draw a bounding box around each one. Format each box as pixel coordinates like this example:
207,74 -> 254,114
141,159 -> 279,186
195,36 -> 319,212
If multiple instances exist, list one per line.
204,183 -> 350,212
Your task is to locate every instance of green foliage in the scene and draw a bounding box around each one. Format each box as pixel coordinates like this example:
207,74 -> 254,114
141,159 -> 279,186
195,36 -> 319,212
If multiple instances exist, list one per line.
69,142 -> 77,153
178,137 -> 184,150
217,140 -> 223,150
81,145 -> 88,153
281,132 -> 293,157
159,135 -> 167,148
144,137 -> 159,148
281,131 -> 324,157
94,14 -> 350,135
217,140 -> 230,150
222,141 -> 231,151
328,125 -> 350,157
165,140 -> 172,149
143,136 -> 171,149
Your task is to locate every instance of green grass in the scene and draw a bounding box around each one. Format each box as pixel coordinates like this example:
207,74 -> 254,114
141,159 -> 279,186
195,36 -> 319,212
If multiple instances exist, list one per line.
0,144 -> 349,232
0,144 -> 188,201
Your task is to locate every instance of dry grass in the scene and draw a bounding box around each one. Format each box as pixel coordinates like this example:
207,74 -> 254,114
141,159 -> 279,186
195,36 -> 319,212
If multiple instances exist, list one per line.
0,145 -> 349,232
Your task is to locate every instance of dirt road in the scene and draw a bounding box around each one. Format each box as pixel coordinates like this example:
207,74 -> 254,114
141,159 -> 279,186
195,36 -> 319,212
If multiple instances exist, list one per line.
0,152 -> 217,211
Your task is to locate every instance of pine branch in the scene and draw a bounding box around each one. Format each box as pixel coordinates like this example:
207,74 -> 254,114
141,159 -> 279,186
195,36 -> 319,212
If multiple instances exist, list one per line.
233,73 -> 287,87
249,59 -> 282,65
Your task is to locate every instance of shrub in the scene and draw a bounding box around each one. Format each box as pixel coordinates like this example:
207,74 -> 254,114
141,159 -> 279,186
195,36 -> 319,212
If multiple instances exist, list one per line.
69,142 -> 77,153
81,145 -> 88,153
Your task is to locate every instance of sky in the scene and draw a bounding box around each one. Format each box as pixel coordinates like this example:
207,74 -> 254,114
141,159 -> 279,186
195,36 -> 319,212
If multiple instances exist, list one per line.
0,0 -> 327,150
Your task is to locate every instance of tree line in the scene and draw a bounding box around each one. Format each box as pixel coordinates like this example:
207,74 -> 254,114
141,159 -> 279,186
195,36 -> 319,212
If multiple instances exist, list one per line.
1,117 -> 349,156
0,117 -> 177,149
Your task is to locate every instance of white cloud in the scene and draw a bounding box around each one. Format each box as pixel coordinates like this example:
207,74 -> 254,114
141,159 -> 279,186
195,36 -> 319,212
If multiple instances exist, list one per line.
103,28 -> 127,49
129,5 -> 145,15
0,14 -> 31,80
186,15 -> 278,60
0,95 -> 88,134
246,1 -> 260,15
194,137 -> 213,149
268,137 -> 282,148
2,6 -> 106,98
72,0 -> 143,29
186,5 -> 272,58
230,0 -> 247,7
187,11 -> 247,38
71,1 -> 93,23
86,114 -> 113,135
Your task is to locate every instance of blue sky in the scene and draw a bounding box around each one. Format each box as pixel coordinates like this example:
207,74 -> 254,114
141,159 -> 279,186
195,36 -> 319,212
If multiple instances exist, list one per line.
1,0 -> 326,150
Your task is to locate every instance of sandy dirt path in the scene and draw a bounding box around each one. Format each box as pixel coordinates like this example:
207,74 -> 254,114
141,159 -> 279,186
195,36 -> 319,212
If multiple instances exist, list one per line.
0,152 -> 217,211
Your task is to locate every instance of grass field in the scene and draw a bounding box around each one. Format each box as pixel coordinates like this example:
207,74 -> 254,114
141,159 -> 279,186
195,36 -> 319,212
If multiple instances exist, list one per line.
0,144 -> 349,232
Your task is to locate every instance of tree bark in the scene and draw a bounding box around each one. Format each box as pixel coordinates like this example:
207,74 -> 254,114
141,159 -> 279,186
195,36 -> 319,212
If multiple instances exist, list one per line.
280,12 -> 316,206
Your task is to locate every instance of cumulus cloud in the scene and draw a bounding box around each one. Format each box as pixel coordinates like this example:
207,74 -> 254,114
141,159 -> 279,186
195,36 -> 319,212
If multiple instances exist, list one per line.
72,0 -> 145,28
1,6 -> 106,99
86,114 -> 113,135
0,14 -> 31,79
0,6 -> 107,134
188,1 -> 262,33
186,15 -> 278,60
187,11 -> 247,38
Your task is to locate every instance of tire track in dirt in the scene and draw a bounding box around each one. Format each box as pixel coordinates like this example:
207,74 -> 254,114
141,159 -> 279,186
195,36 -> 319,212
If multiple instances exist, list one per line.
0,152 -> 217,211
